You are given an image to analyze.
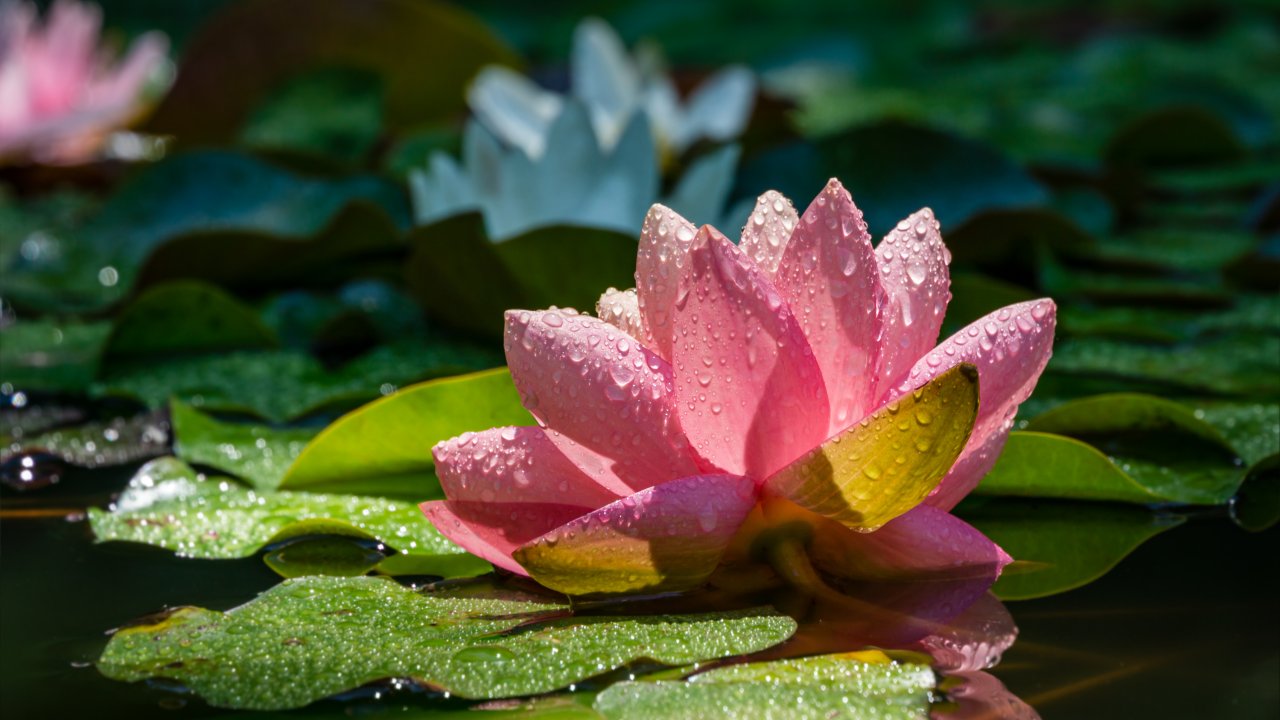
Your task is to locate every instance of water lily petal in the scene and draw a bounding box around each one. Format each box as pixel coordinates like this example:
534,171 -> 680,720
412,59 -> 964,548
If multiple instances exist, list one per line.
572,17 -> 639,149
676,66 -> 756,150
739,190 -> 799,277
504,309 -> 700,492
810,504 -> 1012,581
432,426 -> 628,506
774,179 -> 885,435
672,226 -> 830,479
765,363 -> 979,530
873,208 -> 952,400
596,287 -> 650,345
467,66 -> 562,160
514,473 -> 756,594
635,203 -> 700,359
421,500 -> 590,575
900,299 -> 1057,510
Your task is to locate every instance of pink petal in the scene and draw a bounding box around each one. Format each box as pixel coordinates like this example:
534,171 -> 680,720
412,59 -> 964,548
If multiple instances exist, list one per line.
773,179 -> 885,435
635,203 -> 699,360
916,592 -> 1018,673
671,226 -> 830,480
739,190 -> 799,277
504,308 -> 701,493
595,286 -> 651,345
421,500 -> 590,575
432,426 -> 628,505
514,473 -> 757,594
872,208 -> 952,400
899,299 -> 1057,510
809,505 -> 1012,581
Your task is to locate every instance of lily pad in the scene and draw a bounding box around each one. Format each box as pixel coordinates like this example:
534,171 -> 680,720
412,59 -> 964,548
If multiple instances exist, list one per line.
0,319 -> 112,394
95,339 -> 500,422
96,575 -> 796,710
239,67 -> 385,164
818,121 -> 1049,234
958,498 -> 1184,600
103,281 -> 279,363
406,213 -> 636,338
170,401 -> 316,491
145,0 -> 519,144
87,458 -> 482,577
281,368 -> 530,495
2,411 -> 169,469
6,152 -> 408,313
978,431 -> 1242,506
1048,334 -> 1280,397
594,650 -> 934,720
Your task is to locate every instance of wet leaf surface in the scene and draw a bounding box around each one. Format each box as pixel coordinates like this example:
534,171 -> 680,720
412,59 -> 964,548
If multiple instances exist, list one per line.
594,650 -> 933,720
97,575 -> 796,710
88,458 -> 480,576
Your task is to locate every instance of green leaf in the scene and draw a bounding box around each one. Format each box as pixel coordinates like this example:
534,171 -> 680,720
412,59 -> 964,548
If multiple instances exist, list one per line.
97,575 -> 796,710
0,319 -> 112,393
95,340 -> 499,422
817,121 -> 1049,234
1,411 -> 169,469
170,400 -> 316,491
280,368 -> 530,494
979,431 -> 1242,506
406,213 -> 636,338
767,364 -> 980,530
88,458 -> 481,578
1026,393 -> 1236,454
239,67 -> 384,164
1088,229 -> 1258,272
261,536 -> 387,579
958,498 -> 1184,600
1106,106 -> 1245,169
594,650 -> 934,720
1049,335 -> 1280,398
5,152 -> 407,313
145,0 -> 519,144
104,281 -> 278,363
1230,455 -> 1280,533
1195,401 -> 1280,466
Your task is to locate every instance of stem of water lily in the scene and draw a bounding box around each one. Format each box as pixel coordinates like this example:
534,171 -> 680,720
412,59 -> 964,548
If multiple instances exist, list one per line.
762,533 -> 846,604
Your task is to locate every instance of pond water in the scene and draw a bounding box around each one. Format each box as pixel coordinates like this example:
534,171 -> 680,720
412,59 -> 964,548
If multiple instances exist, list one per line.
3,465 -> 1275,719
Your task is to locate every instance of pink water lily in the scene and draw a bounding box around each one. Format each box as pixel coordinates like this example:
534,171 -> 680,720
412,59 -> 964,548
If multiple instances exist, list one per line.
0,0 -> 167,165
422,179 -> 1056,596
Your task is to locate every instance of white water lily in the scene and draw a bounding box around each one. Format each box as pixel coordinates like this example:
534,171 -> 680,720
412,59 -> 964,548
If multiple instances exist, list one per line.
467,17 -> 756,160
409,100 -> 745,241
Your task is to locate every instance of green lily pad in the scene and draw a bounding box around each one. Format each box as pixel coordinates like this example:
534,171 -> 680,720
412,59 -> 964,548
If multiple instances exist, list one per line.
1026,393 -> 1236,452
87,458 -> 482,576
1230,455 -> 1280,533
95,339 -> 499,422
1088,229 -> 1258,272
594,650 -> 934,720
406,213 -> 636,338
1048,334 -> 1280,397
262,536 -> 388,579
96,575 -> 796,710
170,400 -> 316,491
0,319 -> 112,394
941,273 -> 1037,337
979,431 -> 1242,506
5,152 -> 408,313
958,498 -> 1184,601
145,0 -> 519,144
2,411 -> 169,469
280,368 -> 529,495
103,281 -> 278,363
1106,106 -> 1245,170
1195,401 -> 1280,466
240,67 -> 384,164
818,121 -> 1049,234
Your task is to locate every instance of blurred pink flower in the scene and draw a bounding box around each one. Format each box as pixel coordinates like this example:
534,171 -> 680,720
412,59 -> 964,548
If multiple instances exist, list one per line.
0,0 -> 167,164
423,179 -> 1056,596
